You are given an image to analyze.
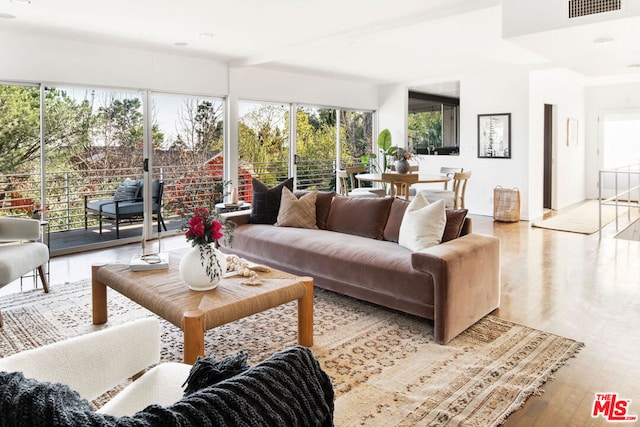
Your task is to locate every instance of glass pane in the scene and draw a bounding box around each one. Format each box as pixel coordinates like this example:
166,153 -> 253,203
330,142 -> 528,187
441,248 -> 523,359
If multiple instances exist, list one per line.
43,86 -> 143,247
151,93 -> 225,223
0,84 -> 41,220
238,101 -> 289,201
341,110 -> 373,168
296,106 -> 336,190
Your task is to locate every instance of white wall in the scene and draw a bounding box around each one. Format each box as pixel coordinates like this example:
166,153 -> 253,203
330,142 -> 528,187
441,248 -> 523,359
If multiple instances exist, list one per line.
529,68 -> 586,215
230,67 -> 378,111
585,82 -> 640,199
376,68 -> 533,219
0,29 -> 228,96
377,84 -> 408,146
457,69 -> 531,218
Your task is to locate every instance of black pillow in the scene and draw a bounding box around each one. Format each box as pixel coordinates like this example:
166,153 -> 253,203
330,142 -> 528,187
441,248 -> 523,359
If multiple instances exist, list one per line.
249,177 -> 294,224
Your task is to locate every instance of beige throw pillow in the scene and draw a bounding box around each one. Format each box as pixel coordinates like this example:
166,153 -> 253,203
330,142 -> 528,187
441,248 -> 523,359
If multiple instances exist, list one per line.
398,194 -> 446,251
276,187 -> 319,229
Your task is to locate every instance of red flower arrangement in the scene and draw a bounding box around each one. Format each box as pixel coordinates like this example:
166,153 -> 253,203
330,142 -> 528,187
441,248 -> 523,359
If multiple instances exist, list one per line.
184,207 -> 224,246
183,207 -> 234,248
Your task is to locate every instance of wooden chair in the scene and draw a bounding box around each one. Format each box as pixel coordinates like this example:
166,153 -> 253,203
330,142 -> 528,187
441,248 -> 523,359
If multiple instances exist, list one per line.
382,173 -> 419,200
389,164 -> 419,173
421,171 -> 472,208
339,167 -> 385,197
439,167 -> 463,190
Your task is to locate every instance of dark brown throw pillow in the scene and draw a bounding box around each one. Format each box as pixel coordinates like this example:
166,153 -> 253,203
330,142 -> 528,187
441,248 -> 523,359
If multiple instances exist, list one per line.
294,190 -> 335,229
383,197 -> 410,242
249,177 -> 294,224
442,209 -> 468,242
326,196 -> 393,240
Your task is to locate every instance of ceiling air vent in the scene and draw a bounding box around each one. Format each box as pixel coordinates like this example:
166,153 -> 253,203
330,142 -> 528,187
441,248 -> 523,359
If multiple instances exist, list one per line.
569,0 -> 621,18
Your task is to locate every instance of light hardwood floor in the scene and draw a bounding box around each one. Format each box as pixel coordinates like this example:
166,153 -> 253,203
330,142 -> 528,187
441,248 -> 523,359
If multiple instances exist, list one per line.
3,211 -> 639,426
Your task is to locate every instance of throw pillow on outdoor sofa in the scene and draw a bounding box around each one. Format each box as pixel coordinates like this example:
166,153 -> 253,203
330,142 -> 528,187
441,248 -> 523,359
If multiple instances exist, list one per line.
113,178 -> 140,201
249,177 -> 294,225
276,187 -> 318,229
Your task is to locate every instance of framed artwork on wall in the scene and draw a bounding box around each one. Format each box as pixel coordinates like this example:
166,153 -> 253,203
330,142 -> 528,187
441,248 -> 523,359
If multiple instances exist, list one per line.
478,113 -> 511,159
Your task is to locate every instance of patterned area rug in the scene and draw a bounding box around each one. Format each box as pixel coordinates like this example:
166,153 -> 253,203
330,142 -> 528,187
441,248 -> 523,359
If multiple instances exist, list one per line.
0,280 -> 583,426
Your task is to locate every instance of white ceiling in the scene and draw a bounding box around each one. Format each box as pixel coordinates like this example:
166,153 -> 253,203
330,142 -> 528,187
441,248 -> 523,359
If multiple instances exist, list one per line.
2,0 -> 640,93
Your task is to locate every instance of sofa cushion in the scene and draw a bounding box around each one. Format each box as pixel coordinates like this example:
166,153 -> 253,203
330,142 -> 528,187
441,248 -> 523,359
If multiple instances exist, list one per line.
113,178 -> 140,201
442,209 -> 468,242
294,190 -> 335,229
398,195 -> 446,251
226,225 -> 435,311
383,197 -> 410,242
326,196 -> 393,240
249,177 -> 294,224
276,187 -> 318,229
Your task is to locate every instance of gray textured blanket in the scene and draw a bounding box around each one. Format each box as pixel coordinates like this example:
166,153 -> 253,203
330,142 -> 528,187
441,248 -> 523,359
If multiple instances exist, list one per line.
0,346 -> 334,427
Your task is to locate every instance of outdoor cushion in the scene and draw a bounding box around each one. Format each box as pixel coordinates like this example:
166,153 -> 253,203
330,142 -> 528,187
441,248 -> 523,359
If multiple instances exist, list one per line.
113,178 -> 141,201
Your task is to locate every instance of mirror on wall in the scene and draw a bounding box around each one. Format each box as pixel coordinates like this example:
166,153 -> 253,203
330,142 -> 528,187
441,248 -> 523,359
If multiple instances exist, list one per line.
408,90 -> 460,156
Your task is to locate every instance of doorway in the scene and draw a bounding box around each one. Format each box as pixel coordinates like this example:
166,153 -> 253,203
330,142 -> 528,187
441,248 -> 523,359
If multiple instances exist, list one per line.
543,104 -> 554,210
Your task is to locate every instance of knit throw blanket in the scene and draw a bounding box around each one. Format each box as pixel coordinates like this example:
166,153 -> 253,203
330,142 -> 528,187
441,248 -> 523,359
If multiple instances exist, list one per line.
0,346 -> 334,427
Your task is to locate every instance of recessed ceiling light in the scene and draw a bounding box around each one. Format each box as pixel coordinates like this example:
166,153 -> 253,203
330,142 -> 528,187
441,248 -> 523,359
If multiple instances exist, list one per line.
174,42 -> 188,47
0,13 -> 16,19
593,37 -> 615,45
199,33 -> 215,39
627,64 -> 640,69
10,0 -> 31,4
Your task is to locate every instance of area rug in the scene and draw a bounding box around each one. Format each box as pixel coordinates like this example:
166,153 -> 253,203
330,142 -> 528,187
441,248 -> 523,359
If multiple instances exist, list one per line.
532,199 -> 620,234
0,280 -> 583,426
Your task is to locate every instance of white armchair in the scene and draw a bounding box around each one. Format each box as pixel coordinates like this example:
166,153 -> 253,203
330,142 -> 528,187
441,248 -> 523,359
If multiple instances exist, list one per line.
0,217 -> 50,326
0,317 -> 192,417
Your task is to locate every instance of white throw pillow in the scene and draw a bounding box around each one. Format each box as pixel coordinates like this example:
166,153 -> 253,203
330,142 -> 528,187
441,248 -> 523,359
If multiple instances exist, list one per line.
398,195 -> 446,251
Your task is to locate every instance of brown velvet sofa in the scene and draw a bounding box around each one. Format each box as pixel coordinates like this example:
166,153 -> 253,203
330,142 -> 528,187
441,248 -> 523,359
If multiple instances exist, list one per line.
220,192 -> 500,344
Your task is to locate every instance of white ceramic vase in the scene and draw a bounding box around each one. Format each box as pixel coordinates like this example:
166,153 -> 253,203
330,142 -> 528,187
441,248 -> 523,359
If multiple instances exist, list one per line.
179,244 -> 227,291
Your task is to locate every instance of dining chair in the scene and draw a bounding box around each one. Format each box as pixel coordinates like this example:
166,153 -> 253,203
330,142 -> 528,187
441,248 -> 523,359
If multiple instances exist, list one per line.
439,167 -> 463,190
381,173 -> 419,200
337,170 -> 383,198
344,166 -> 385,197
390,164 -> 419,173
421,171 -> 471,208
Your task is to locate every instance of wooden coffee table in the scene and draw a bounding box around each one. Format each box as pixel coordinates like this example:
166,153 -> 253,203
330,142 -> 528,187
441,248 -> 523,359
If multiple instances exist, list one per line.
91,251 -> 313,364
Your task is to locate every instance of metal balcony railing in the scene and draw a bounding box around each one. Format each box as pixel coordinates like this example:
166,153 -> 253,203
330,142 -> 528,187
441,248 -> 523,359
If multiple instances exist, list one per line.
0,158 -> 338,245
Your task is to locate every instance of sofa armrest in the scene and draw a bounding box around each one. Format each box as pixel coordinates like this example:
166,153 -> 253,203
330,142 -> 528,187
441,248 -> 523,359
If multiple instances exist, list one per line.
0,317 -> 161,401
0,217 -> 41,242
411,233 -> 500,344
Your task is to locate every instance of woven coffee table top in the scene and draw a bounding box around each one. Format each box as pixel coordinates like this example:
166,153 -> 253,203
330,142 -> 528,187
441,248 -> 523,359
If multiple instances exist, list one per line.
94,250 -> 308,330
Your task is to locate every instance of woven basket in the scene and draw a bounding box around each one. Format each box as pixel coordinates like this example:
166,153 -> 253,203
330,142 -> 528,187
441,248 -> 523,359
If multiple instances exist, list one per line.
493,186 -> 520,222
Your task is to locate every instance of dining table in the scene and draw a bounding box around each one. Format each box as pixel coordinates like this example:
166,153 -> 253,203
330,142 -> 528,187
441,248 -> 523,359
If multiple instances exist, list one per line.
355,172 -> 451,185
355,172 -> 451,198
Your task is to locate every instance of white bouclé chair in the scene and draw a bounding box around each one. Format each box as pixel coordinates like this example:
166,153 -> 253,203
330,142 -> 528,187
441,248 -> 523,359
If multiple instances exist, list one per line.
0,217 -> 50,326
0,317 -> 192,417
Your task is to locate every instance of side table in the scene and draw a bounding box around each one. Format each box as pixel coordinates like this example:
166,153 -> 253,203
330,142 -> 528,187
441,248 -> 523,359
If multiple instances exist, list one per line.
214,202 -> 251,214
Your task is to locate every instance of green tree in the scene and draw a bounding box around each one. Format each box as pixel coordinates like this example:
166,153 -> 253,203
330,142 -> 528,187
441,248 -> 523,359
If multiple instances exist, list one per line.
0,85 -> 41,175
